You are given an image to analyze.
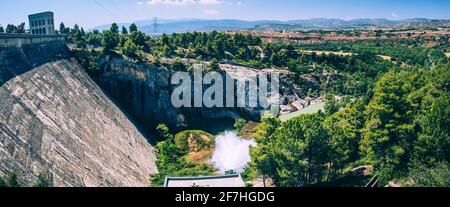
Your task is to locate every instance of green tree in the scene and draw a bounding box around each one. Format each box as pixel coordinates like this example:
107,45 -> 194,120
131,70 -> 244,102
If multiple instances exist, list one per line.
156,124 -> 172,141
151,127 -> 214,186
412,92 -> 450,165
0,26 -> 4,33
255,114 -> 330,187
5,24 -> 16,33
86,30 -> 102,47
172,58 -> 187,71
410,64 -> 450,165
122,38 -> 141,58
4,23 -> 25,34
250,118 -> 281,186
102,29 -> 119,54
110,23 -> 119,34
427,50 -> 447,68
129,23 -> 138,33
0,171 -> 20,187
209,58 -> 221,71
16,23 -> 26,33
130,31 -> 147,48
59,22 -> 67,34
324,100 -> 366,179
360,70 -> 420,178
121,26 -> 128,35
324,94 -> 340,116
234,118 -> 247,134
409,161 -> 450,187
32,173 -> 50,187
73,26 -> 86,48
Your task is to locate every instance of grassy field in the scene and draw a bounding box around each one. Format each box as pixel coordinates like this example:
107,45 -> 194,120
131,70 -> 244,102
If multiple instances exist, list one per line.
279,102 -> 325,122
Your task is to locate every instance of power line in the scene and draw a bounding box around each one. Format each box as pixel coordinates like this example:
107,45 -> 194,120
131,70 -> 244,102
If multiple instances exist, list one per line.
92,0 -> 118,21
131,0 -> 146,21
93,0 -> 145,27
109,0 -> 129,20
125,0 -> 145,22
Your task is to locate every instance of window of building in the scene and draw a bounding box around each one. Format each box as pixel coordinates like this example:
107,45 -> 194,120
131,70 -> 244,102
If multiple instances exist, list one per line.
43,28 -> 46,35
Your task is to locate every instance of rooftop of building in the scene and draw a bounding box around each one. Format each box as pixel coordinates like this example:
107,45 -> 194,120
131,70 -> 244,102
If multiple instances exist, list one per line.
28,12 -> 54,18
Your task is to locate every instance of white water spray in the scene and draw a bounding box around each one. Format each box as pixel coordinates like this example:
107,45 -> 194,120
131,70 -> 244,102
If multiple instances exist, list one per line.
211,131 -> 257,174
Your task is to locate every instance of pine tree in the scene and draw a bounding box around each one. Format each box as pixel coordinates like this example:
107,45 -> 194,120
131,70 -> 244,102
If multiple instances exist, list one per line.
102,30 -> 119,54
110,23 -> 119,34
209,58 -> 221,71
122,38 -> 141,58
121,26 -> 128,35
360,70 -> 420,177
129,23 -> 138,33
32,173 -> 50,187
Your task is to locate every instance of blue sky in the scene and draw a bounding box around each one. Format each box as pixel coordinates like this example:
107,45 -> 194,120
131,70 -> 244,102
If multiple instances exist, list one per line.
1,0 -> 449,29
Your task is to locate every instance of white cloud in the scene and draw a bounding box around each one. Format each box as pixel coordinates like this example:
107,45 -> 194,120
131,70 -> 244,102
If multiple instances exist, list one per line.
198,0 -> 222,5
137,0 -> 239,6
391,12 -> 400,18
146,0 -> 196,6
204,9 -> 219,15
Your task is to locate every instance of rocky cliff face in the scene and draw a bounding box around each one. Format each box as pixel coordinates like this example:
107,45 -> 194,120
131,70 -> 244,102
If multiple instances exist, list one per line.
96,57 -> 275,135
0,40 -> 157,187
97,57 -> 182,130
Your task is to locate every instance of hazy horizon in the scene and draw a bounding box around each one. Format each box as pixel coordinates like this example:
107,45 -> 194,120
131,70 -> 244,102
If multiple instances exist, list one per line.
1,0 -> 450,29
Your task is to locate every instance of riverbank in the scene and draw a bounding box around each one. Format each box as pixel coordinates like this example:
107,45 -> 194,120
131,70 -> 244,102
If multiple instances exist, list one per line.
279,102 -> 325,122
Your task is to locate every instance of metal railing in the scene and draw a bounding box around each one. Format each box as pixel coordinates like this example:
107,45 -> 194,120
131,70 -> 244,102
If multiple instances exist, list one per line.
365,175 -> 380,188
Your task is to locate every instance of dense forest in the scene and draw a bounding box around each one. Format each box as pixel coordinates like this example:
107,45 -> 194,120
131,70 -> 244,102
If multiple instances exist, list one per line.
63,22 -> 449,187
248,63 -> 449,186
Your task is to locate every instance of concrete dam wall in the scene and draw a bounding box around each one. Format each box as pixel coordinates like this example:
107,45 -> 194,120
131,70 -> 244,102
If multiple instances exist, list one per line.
0,35 -> 157,186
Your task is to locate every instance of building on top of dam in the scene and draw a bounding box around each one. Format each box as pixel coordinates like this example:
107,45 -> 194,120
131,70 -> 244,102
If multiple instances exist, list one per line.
28,12 -> 55,35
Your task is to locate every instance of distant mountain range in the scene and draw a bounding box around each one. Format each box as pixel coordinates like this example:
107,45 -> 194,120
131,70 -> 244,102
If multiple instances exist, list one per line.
90,18 -> 450,35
